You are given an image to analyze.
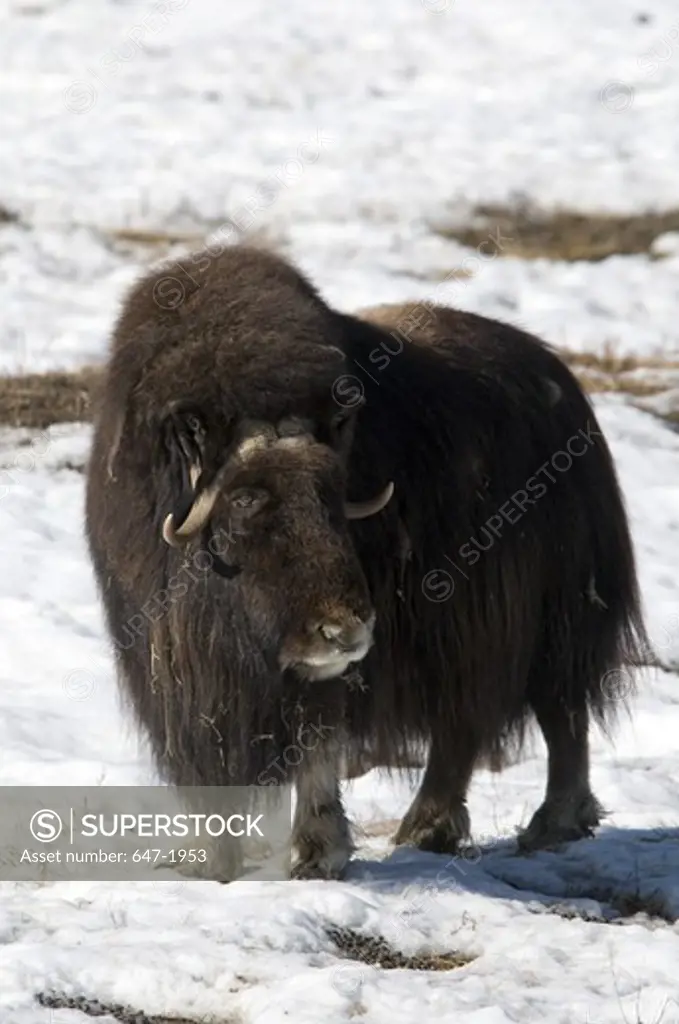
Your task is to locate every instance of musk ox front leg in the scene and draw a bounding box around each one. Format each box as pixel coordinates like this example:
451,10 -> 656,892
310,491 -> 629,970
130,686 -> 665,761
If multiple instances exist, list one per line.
291,754 -> 354,880
393,736 -> 477,854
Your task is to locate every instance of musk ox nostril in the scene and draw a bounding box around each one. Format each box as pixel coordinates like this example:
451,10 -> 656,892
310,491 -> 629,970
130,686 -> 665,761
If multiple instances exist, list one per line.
318,622 -> 351,647
319,623 -> 341,642
318,616 -> 374,653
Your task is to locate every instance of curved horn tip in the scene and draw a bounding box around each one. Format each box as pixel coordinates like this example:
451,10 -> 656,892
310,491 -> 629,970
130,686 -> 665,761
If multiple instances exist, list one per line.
380,480 -> 394,506
172,484 -> 220,539
162,513 -> 180,547
345,480 -> 395,520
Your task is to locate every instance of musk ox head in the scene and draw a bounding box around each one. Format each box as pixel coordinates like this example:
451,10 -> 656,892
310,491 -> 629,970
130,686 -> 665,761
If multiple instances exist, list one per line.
154,393 -> 393,682
99,246 -> 397,682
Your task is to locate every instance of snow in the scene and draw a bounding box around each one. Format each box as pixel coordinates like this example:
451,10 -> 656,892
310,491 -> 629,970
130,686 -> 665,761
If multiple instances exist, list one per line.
2,0 -> 679,1020
2,402 -> 679,1023
3,0 -> 679,373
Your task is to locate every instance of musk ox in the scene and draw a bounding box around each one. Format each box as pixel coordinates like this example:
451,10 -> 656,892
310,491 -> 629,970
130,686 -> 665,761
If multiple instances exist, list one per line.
85,244 -> 648,879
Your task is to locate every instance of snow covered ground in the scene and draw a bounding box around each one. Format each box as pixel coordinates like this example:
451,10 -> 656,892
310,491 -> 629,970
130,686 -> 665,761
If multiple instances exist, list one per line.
2,0 -> 679,373
2,0 -> 679,1021
1,405 -> 678,1024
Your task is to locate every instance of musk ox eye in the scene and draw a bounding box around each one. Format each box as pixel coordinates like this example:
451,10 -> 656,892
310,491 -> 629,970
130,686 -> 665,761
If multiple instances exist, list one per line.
229,488 -> 269,516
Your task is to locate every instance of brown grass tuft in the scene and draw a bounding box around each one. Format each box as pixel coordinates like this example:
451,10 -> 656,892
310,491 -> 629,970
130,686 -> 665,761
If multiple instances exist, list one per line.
0,366 -> 100,428
607,888 -> 674,923
433,203 -> 679,261
37,991 -> 239,1024
327,926 -> 472,971
555,345 -> 679,400
0,203 -> 20,225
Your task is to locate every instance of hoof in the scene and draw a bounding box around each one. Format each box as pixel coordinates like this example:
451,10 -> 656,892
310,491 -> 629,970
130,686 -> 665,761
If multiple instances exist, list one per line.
518,792 -> 605,852
393,803 -> 470,855
290,827 -> 352,884
291,852 -> 349,881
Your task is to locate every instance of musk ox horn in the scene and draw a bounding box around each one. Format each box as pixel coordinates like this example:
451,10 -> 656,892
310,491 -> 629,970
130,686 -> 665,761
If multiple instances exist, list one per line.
345,481 -> 394,520
162,466 -> 220,547
162,513 -> 182,548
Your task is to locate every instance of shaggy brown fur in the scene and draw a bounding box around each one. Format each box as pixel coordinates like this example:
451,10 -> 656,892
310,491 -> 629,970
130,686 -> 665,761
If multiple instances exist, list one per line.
86,244 -> 649,878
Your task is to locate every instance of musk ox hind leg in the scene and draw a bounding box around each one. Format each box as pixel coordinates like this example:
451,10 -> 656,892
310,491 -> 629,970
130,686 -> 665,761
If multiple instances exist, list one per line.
291,752 -> 354,880
518,699 -> 604,852
392,736 -> 478,854
516,413 -> 647,850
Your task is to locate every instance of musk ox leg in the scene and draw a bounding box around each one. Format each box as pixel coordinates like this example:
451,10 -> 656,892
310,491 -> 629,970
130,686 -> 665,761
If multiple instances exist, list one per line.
157,791 -> 246,882
158,837 -> 244,883
518,703 -> 604,851
291,756 -> 354,880
392,738 -> 476,854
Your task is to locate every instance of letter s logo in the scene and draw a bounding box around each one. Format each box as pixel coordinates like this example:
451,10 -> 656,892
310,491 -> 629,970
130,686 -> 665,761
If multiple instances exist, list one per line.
30,809 -> 63,843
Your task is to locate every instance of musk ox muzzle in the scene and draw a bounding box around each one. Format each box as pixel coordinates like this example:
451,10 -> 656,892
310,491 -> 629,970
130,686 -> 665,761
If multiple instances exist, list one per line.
279,609 -> 377,681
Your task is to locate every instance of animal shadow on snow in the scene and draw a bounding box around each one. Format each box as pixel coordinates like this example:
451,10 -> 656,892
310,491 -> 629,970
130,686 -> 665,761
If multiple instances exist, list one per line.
346,826 -> 679,924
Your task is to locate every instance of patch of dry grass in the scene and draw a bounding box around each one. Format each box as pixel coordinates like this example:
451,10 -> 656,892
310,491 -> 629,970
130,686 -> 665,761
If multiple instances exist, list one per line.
327,926 -> 472,971
37,991 -> 238,1024
97,225 -> 207,258
555,345 -> 679,400
0,203 -> 20,225
401,266 -> 475,283
541,881 -> 676,927
607,888 -> 675,923
433,202 -> 679,261
0,366 -> 100,428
